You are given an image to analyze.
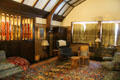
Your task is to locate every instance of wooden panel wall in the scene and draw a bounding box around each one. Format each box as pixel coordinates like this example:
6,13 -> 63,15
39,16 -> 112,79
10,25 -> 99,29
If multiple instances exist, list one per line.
0,41 -> 35,63
35,24 -> 48,61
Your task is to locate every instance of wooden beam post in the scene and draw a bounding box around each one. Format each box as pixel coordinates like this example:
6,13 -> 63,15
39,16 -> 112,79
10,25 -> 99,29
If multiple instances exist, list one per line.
46,0 -> 64,57
46,0 -> 64,27
32,0 -> 39,7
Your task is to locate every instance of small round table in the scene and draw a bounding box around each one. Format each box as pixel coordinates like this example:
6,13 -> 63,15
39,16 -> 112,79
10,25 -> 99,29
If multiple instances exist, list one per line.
71,56 -> 80,68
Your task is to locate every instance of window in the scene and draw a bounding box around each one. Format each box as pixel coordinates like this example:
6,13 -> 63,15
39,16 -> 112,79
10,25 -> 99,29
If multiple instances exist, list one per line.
72,21 -> 120,46
44,0 -> 59,12
58,4 -> 69,15
23,0 -> 36,6
35,0 -> 49,9
54,1 -> 66,14
72,22 -> 98,43
102,23 -> 115,46
63,6 -> 73,16
12,0 -> 23,3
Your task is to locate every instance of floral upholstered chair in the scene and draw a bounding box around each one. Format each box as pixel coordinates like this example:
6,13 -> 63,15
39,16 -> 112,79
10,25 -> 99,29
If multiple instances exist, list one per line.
0,50 -> 29,79
101,52 -> 120,70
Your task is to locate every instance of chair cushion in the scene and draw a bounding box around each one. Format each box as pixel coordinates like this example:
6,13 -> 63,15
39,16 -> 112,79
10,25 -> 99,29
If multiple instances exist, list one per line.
0,61 -> 16,71
0,66 -> 23,78
7,57 -> 30,71
81,51 -> 88,56
0,50 -> 6,61
103,57 -> 113,61
113,52 -> 120,62
101,61 -> 114,70
58,40 -> 66,47
60,47 -> 72,56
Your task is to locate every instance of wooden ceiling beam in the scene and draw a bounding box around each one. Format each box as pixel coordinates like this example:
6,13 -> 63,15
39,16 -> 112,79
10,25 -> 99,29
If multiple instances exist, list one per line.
73,0 -> 86,6
62,5 -> 72,16
64,0 -> 74,7
64,0 -> 86,17
21,0 -> 25,3
0,0 -> 64,22
64,7 -> 73,17
32,0 -> 39,7
72,0 -> 80,5
42,0 -> 51,10
57,2 -> 66,15
47,0 -> 64,27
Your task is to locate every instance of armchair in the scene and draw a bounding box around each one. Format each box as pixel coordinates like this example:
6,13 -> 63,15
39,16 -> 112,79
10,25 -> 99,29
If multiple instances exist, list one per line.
101,52 -> 120,70
57,40 -> 73,60
78,44 -> 90,66
0,50 -> 29,79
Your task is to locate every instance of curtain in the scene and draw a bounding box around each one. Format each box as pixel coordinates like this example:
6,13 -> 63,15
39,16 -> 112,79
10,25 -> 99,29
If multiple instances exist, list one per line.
102,23 -> 115,46
86,24 -> 98,43
117,23 -> 120,45
72,24 -> 98,43
72,24 -> 84,43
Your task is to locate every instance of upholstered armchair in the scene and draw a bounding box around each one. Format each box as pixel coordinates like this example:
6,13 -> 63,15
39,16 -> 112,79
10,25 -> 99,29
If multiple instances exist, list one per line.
0,51 -> 24,79
101,52 -> 120,70
57,40 -> 73,60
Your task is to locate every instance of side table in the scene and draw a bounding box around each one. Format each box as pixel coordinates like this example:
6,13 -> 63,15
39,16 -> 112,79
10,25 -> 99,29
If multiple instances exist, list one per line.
79,56 -> 89,66
71,56 -> 80,69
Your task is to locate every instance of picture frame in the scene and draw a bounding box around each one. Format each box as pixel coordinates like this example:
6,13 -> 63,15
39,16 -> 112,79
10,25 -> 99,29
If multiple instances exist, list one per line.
38,27 -> 46,40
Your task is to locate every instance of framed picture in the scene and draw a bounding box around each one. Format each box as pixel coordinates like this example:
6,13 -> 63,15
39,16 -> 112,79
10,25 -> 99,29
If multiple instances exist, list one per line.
38,27 -> 46,40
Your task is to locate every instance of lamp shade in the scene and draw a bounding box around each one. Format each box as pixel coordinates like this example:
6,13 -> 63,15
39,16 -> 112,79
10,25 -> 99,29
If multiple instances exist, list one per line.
41,40 -> 49,46
95,38 -> 101,42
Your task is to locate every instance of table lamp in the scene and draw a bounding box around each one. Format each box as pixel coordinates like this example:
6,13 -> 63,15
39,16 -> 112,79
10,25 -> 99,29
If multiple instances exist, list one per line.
41,40 -> 49,51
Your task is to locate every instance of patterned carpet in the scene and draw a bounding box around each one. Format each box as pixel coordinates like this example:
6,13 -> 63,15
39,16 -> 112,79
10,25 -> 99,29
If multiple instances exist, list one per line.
2,60 -> 120,80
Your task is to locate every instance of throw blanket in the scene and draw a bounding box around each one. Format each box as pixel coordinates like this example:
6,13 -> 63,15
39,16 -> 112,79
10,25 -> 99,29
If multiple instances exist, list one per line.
7,57 -> 29,71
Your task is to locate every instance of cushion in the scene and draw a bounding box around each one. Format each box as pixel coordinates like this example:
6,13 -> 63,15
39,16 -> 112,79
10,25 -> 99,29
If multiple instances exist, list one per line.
113,52 -> 120,63
0,66 -> 23,78
58,40 -> 66,47
103,57 -> 113,61
60,47 -> 72,56
7,57 -> 30,71
0,61 -> 15,71
80,51 -> 88,56
101,61 -> 114,70
0,50 -> 6,61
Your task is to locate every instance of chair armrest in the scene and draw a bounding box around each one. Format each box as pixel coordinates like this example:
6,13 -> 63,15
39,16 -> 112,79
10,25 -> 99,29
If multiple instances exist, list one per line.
103,57 -> 113,61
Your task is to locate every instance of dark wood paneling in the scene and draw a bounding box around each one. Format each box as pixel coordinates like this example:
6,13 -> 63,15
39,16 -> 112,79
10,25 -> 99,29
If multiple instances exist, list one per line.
53,15 -> 65,22
0,41 -> 35,63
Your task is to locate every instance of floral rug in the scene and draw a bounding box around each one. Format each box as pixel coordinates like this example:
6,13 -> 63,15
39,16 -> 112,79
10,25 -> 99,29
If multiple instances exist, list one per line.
2,60 -> 120,80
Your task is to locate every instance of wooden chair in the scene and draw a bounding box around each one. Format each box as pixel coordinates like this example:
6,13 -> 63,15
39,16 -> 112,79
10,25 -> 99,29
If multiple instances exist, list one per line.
78,44 -> 90,66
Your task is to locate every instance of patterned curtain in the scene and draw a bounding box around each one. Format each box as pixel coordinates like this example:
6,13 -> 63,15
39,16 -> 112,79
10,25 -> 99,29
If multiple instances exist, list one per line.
72,24 -> 84,43
117,23 -> 120,45
72,24 -> 98,43
102,23 -> 115,46
86,24 -> 98,43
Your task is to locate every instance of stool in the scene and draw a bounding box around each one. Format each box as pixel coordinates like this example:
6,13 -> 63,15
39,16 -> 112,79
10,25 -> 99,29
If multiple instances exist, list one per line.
71,56 -> 80,68
80,56 -> 89,66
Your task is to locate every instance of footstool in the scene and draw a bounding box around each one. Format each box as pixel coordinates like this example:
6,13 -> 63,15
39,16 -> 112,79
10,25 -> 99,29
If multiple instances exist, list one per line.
71,56 -> 80,68
80,56 -> 89,66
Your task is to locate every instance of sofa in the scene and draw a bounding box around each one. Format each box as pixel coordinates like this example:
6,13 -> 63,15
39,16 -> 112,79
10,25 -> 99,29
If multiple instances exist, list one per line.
0,50 -> 29,79
101,52 -> 120,70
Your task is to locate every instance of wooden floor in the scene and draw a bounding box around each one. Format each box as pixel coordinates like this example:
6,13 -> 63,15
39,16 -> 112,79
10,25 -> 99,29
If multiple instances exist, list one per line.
30,56 -> 58,68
